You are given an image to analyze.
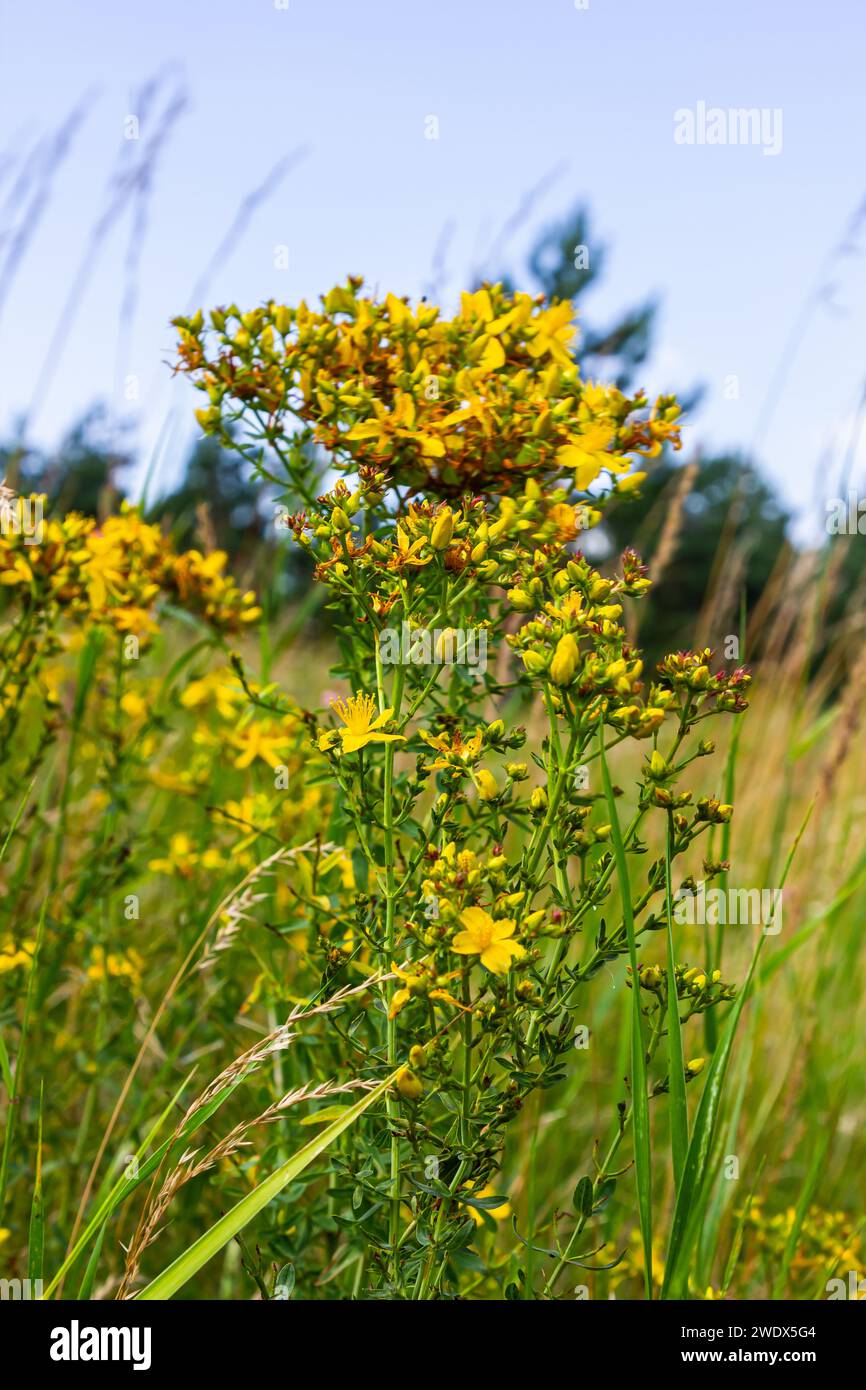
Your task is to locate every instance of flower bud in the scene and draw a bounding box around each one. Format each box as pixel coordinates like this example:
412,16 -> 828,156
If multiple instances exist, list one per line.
649,750 -> 668,780
474,769 -> 499,801
505,761 -> 527,780
430,507 -> 454,550
549,634 -> 579,686
195,406 -> 220,432
617,471 -> 647,493
507,587 -> 534,612
396,1068 -> 424,1101
522,649 -> 548,675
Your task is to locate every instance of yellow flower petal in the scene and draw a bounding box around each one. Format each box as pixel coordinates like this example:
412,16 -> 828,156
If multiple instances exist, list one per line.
480,940 -> 524,974
459,905 -> 491,934
451,931 -> 479,955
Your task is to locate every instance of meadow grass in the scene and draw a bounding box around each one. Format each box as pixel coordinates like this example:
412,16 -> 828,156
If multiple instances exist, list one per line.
0,555 -> 863,1300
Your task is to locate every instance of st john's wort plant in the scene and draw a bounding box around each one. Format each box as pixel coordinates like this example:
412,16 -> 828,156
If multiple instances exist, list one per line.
163,281 -> 752,1298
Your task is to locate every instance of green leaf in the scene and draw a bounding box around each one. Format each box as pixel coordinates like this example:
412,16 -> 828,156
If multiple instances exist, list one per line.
77,1223 -> 108,1300
772,1132 -> 830,1298
0,1030 -> 13,1098
136,1070 -> 397,1300
273,1263 -> 296,1300
573,1176 -> 594,1218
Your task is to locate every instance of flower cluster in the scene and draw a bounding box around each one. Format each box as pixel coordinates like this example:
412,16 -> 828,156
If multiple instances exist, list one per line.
0,279 -> 760,1304
173,280 -> 681,497
0,504 -> 261,641
744,1200 -> 864,1294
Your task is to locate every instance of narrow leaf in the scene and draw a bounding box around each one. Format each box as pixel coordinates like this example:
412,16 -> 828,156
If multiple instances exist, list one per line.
599,728 -> 652,1299
136,1070 -> 396,1300
664,812 -> 688,1191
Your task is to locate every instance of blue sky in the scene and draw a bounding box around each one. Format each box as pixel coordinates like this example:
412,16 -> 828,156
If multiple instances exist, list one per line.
1,0 -> 865,538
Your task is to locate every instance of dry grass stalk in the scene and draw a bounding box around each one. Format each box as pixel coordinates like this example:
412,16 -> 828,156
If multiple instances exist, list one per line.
117,974 -> 388,1296
65,841 -> 336,1274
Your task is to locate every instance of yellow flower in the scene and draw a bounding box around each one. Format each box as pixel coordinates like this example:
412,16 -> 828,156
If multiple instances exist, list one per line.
180,669 -> 243,722
113,606 -> 158,638
419,727 -> 482,770
389,962 -> 426,1018
547,502 -> 580,541
120,691 -> 147,720
391,524 -> 433,571
233,721 -> 293,770
389,960 -> 465,1018
329,693 -> 405,754
526,301 -> 576,365
0,555 -> 33,586
474,769 -> 499,801
83,533 -> 128,608
395,1067 -> 424,1101
617,470 -> 647,493
430,506 -> 454,550
0,935 -> 35,974
86,945 -> 144,990
452,906 -> 524,974
148,832 -> 204,877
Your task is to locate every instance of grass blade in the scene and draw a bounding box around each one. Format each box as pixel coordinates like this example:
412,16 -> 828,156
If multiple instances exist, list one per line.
664,811 -> 688,1191
661,801 -> 812,1298
41,1074 -> 195,1298
720,1154 -> 766,1296
27,1081 -> 44,1284
136,1069 -> 397,1300
77,1222 -> 108,1300
599,727 -> 653,1299
772,1130 -> 830,1298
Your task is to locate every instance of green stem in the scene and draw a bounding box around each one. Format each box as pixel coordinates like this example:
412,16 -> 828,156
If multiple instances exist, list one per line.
376,637 -> 406,1284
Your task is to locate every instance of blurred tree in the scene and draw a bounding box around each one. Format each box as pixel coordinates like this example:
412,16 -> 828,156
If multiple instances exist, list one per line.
156,433 -> 264,560
2,406 -> 127,518
602,454 -> 790,664
510,202 -> 791,657
524,202 -> 658,391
